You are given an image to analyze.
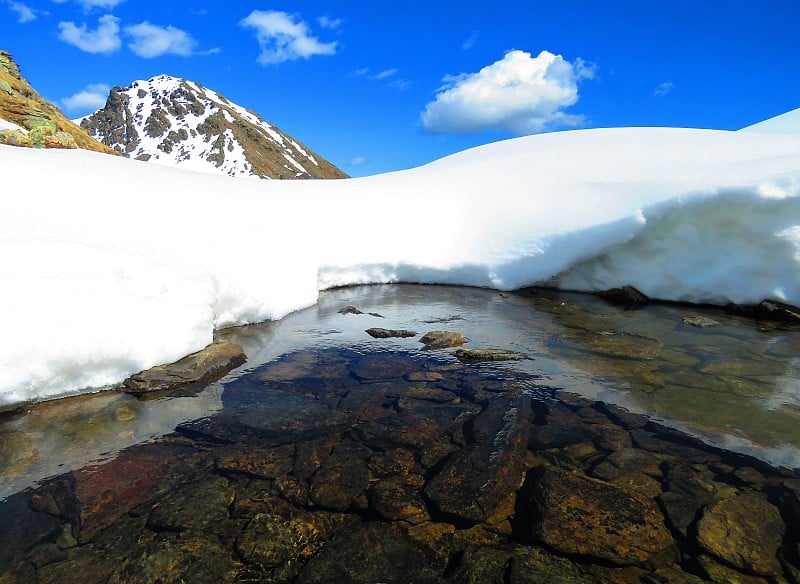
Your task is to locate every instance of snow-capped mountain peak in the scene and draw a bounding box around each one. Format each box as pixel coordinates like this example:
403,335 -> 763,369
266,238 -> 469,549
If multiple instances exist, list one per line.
79,74 -> 346,179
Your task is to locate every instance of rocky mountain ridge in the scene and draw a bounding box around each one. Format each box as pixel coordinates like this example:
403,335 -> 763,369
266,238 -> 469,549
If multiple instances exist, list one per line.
80,75 -> 346,180
0,50 -> 118,154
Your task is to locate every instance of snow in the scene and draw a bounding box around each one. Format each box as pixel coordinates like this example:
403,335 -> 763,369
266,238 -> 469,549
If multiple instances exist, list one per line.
740,107 -> 800,135
1,124 -> 799,407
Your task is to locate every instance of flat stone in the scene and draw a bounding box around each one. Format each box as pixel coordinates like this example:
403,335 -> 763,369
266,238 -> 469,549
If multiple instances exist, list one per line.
349,353 -> 422,381
123,341 -> 246,394
453,348 -> 527,362
696,493 -> 785,577
146,475 -> 235,533
177,391 -> 353,446
365,327 -> 417,338
368,474 -> 430,524
296,522 -> 444,584
236,511 -> 354,576
508,545 -> 597,583
529,467 -> 677,567
591,448 -> 661,481
425,395 -> 530,523
419,330 -> 468,349
682,314 -> 721,328
215,444 -> 294,479
309,441 -> 370,512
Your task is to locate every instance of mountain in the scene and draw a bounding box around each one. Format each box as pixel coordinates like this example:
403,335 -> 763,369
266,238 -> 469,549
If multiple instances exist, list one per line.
0,50 -> 118,154
79,74 -> 347,180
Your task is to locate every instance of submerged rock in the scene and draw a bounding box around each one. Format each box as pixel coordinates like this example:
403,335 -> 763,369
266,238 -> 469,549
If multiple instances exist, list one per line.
453,348 -> 527,362
123,341 -> 246,394
425,395 -> 531,522
696,493 -> 785,577
528,467 -> 677,567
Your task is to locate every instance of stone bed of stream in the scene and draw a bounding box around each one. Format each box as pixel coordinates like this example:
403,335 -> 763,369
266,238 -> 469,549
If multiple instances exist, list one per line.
1,285 -> 800,583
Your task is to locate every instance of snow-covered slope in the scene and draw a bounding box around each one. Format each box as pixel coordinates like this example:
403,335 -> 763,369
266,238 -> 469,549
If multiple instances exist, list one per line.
1,126 -> 799,407
79,74 -> 346,179
740,107 -> 800,134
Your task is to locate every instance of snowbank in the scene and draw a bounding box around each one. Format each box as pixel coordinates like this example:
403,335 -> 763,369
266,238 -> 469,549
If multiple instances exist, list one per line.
1,126 -> 799,406
0,116 -> 27,133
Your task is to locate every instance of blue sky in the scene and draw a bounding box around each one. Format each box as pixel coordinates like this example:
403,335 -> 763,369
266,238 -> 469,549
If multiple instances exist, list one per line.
2,0 -> 798,177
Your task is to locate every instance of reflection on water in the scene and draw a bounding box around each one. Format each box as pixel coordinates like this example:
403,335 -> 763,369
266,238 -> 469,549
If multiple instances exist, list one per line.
2,284 -> 800,500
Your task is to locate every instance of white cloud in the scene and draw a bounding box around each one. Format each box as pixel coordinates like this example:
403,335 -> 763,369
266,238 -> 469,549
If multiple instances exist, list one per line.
317,15 -> 342,30
240,10 -> 337,65
125,21 -> 197,58
8,1 -> 36,23
421,49 -> 596,135
461,31 -> 478,50
52,0 -> 126,9
653,81 -> 674,97
370,68 -> 397,81
350,155 -> 366,166
61,83 -> 110,112
58,14 -> 121,54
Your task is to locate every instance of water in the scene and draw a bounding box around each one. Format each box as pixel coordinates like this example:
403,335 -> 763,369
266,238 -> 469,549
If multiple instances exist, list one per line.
1,284 -> 799,582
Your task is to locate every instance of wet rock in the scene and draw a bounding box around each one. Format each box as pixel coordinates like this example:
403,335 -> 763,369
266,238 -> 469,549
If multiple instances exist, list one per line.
696,493 -> 785,577
601,285 -> 649,306
682,314 -> 721,328
630,428 -> 719,464
529,402 -> 600,450
296,522 -> 444,584
107,534 -> 242,584
177,392 -> 353,445
404,370 -> 445,382
529,467 -> 677,567
697,554 -> 773,584
508,545 -> 597,583
357,403 -> 479,451
146,475 -> 234,534
31,443 -> 198,543
274,475 -> 311,507
0,491 -> 62,569
365,327 -> 417,338
390,385 -> 458,404
309,441 -> 370,511
425,395 -> 530,523
591,448 -> 662,481
657,460 -> 719,537
215,444 -> 294,479
640,566 -> 708,583
368,474 -> 430,524
36,548 -> 116,584
368,447 -> 416,477
453,348 -> 527,362
123,341 -> 245,394
592,424 -> 633,451
597,403 -> 650,430
751,299 -> 800,324
449,545 -> 510,584
419,330 -> 468,349
236,511 -> 355,577
349,353 -> 422,381
292,437 -> 337,481
338,305 -> 383,317
255,351 -> 317,381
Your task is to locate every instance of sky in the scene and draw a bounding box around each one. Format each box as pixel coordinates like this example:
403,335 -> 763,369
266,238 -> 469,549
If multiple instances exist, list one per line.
1,0 -> 798,177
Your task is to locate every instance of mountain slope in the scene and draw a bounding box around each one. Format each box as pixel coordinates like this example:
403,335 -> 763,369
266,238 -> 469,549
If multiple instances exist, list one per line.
80,75 -> 346,179
0,50 -> 118,154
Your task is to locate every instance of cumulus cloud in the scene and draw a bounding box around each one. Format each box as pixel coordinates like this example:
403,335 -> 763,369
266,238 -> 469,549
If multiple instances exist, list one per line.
61,83 -> 110,112
420,49 -> 596,135
58,14 -> 121,54
125,21 -> 198,58
653,81 -> 674,97
8,1 -> 37,23
240,10 -> 337,65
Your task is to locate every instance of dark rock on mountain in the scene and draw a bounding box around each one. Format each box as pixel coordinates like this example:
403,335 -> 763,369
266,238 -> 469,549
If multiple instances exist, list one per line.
80,74 -> 347,179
